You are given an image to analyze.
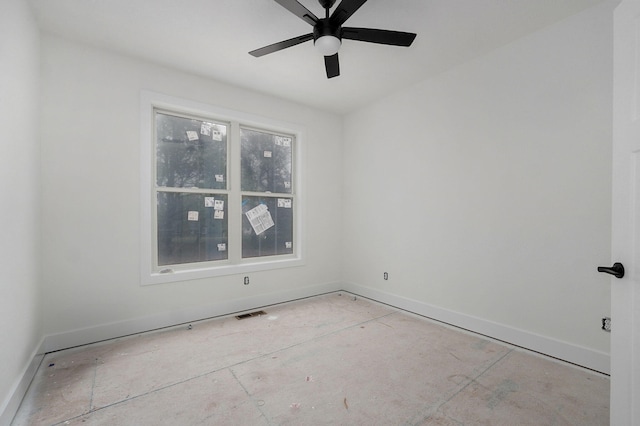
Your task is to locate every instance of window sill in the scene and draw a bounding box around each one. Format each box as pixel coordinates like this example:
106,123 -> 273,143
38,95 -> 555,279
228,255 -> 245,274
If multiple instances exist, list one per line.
141,256 -> 305,286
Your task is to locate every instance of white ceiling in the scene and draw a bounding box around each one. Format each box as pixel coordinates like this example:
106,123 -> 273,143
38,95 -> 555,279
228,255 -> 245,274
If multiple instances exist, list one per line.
29,0 -> 604,114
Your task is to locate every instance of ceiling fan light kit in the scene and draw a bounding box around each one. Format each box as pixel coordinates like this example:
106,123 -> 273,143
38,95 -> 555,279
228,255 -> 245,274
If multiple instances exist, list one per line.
314,35 -> 341,56
249,0 -> 417,79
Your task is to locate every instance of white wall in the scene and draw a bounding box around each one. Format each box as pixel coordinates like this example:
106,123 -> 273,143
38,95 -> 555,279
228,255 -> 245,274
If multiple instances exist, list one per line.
39,36 -> 343,346
0,0 -> 616,418
0,0 -> 43,419
343,2 -> 614,364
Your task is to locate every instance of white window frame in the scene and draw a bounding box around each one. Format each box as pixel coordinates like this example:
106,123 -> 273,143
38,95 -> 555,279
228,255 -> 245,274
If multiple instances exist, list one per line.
140,91 -> 305,285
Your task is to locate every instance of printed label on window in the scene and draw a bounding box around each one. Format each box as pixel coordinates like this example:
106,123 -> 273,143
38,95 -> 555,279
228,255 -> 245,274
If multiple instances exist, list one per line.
264,150 -> 272,158
200,123 -> 212,136
277,198 -> 292,208
285,242 -> 292,249
186,131 -> 199,141
275,136 -> 292,147
187,211 -> 199,221
245,204 -> 274,235
214,210 -> 224,220
204,197 -> 215,207
214,200 -> 224,210
284,181 -> 291,189
215,174 -> 224,182
212,129 -> 222,141
217,243 -> 226,252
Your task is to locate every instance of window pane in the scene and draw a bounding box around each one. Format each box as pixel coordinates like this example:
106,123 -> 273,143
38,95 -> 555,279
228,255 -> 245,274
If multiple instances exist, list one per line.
157,192 -> 228,266
156,112 -> 227,189
241,128 -> 292,194
242,196 -> 293,258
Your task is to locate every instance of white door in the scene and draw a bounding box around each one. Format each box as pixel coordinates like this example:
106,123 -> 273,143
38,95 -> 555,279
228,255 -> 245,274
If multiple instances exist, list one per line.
611,0 -> 640,424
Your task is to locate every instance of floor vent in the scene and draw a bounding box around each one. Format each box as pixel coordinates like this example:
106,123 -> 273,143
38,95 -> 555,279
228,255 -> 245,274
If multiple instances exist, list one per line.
236,310 -> 267,320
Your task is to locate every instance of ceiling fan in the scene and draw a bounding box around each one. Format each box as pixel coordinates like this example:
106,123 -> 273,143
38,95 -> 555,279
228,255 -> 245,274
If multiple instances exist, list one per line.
249,0 -> 417,79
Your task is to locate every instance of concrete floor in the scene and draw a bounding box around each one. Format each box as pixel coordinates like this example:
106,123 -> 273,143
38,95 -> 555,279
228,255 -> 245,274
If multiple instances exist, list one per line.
12,293 -> 609,425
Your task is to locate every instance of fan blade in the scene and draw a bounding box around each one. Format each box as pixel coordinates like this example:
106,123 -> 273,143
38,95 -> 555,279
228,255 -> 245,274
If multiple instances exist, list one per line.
330,0 -> 367,26
342,27 -> 416,46
249,33 -> 313,57
274,0 -> 318,26
324,53 -> 340,78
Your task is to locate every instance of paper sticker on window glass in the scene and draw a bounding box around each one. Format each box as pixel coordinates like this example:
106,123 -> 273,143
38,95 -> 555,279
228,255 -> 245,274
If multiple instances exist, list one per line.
245,203 -> 274,235
186,131 -> 199,141
277,198 -> 292,209
200,123 -> 212,136
275,136 -> 292,147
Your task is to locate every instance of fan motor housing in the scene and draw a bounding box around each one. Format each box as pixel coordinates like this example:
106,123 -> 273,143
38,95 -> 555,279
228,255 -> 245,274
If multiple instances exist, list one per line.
313,19 -> 342,42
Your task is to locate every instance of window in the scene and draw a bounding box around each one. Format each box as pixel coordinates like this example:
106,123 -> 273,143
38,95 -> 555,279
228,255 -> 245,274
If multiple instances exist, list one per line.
140,92 -> 303,285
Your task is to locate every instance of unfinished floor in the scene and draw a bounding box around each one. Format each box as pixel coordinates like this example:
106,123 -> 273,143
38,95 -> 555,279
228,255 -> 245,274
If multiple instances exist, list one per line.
12,293 -> 609,425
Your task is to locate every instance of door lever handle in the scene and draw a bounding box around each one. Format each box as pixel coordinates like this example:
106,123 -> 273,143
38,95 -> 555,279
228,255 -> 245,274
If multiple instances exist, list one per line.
597,262 -> 625,279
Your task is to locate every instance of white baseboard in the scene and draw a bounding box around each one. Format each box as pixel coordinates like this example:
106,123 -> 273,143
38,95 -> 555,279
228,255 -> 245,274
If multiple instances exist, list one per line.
41,280 -> 610,373
43,281 -> 342,353
0,337 -> 45,426
342,282 -> 610,375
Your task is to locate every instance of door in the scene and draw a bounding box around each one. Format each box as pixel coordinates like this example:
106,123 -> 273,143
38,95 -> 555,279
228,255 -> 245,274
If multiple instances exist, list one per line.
611,0 -> 640,423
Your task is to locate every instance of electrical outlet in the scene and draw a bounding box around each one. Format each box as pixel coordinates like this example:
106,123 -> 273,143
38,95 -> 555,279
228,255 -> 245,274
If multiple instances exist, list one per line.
244,276 -> 250,285
602,317 -> 611,332
383,272 -> 389,280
